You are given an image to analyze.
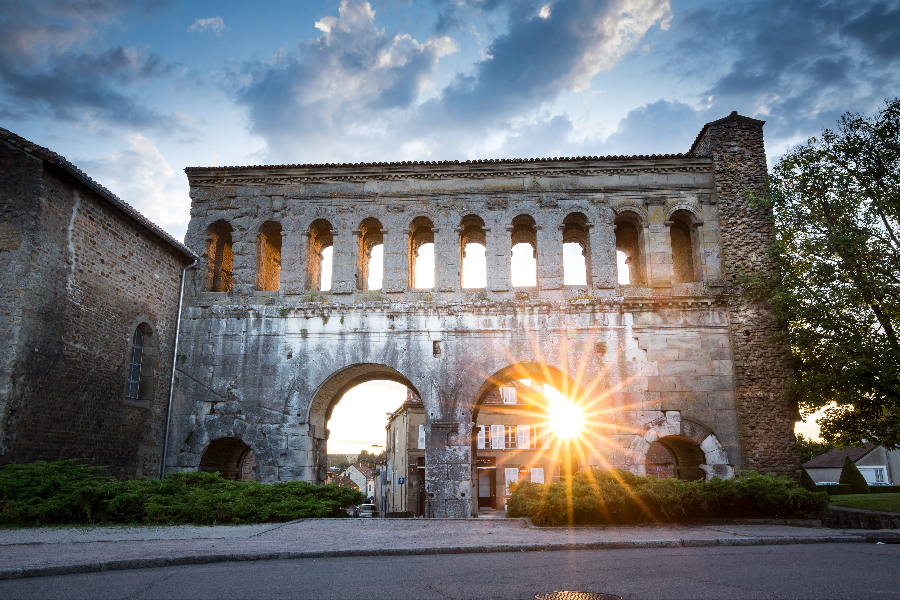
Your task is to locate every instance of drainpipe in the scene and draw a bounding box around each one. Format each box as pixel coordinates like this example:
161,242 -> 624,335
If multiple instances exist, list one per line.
160,259 -> 199,480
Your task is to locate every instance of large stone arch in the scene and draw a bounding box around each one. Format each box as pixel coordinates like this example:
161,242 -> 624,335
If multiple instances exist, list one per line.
305,362 -> 421,483
625,411 -> 733,480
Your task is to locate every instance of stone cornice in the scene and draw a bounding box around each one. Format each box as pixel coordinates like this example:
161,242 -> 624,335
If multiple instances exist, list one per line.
185,156 -> 712,188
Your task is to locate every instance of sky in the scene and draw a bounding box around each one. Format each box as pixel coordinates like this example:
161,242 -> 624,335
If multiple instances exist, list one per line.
3,0 -> 897,446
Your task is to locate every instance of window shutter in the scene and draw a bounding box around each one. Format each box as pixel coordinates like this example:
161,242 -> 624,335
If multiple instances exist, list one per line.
531,468 -> 544,484
516,425 -> 528,449
541,427 -> 549,449
477,426 -> 485,450
505,468 -> 519,494
491,425 -> 504,449
418,424 -> 425,449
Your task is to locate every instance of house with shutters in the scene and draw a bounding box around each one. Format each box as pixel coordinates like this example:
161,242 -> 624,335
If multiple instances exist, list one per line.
803,443 -> 899,485
385,382 -> 569,516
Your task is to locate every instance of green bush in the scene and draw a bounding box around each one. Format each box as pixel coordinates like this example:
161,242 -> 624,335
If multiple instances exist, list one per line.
506,469 -> 828,527
838,456 -> 870,494
0,461 -> 364,527
868,486 -> 900,494
817,484 -> 852,495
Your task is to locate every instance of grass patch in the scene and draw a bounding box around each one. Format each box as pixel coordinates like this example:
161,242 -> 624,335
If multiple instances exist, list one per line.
0,461 -> 364,527
829,493 -> 900,514
506,469 -> 828,527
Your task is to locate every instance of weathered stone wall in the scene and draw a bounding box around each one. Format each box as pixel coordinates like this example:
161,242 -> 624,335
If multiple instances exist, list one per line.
171,112 -> 795,518
691,114 -> 799,477
0,136 -> 191,479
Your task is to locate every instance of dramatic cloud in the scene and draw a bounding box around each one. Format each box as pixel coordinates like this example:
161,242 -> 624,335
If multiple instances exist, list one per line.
669,0 -> 900,149
234,0 -> 671,162
79,132 -> 190,239
0,0 -> 183,128
600,99 -> 706,156
188,16 -> 228,36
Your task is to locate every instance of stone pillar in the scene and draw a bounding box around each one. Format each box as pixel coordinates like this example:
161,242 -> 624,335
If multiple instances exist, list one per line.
487,226 -> 510,292
698,196 -> 724,285
536,225 -> 563,290
645,199 -> 673,289
280,228 -> 305,295
231,234 -> 253,296
424,419 -> 474,518
330,229 -> 358,294
381,228 -> 409,294
434,227 -> 460,293
590,210 -> 617,289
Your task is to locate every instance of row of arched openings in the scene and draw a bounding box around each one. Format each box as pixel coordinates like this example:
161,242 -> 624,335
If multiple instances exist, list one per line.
204,211 -> 700,292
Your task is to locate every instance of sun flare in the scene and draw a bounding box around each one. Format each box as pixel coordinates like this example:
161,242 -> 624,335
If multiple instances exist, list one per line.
543,386 -> 585,440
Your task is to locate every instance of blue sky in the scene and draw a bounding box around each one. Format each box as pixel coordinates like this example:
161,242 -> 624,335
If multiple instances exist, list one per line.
3,0 -> 897,448
3,0 -> 898,243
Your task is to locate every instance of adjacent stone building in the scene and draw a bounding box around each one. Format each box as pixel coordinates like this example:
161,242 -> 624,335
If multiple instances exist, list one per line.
169,111 -> 799,518
0,128 -> 197,479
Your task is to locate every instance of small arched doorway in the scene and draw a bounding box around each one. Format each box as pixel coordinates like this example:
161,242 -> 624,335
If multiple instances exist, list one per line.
646,437 -> 706,481
199,437 -> 257,481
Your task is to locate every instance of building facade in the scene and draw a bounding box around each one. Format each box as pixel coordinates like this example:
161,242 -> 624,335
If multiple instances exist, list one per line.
0,128 -> 197,479
166,112 -> 799,518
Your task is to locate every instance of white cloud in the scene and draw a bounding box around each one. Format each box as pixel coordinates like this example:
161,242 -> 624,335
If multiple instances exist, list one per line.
80,132 -> 190,241
188,16 -> 228,36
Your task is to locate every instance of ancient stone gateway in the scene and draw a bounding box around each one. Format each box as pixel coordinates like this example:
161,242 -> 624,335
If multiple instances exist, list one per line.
167,113 -> 799,518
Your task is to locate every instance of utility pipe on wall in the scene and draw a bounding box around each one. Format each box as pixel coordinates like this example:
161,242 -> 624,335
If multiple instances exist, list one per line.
160,259 -> 199,480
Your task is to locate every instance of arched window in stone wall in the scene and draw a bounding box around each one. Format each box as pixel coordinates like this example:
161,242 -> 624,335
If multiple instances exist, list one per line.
124,323 -> 155,403
205,220 -> 233,292
306,219 -> 333,291
409,216 -> 434,289
357,217 -> 384,290
510,214 -> 537,287
669,210 -> 699,283
459,214 -> 486,288
614,213 -> 645,285
562,212 -> 590,286
255,221 -> 282,291
199,438 -> 257,481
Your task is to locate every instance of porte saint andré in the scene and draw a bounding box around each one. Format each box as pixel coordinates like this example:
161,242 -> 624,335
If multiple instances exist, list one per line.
169,112 -> 798,518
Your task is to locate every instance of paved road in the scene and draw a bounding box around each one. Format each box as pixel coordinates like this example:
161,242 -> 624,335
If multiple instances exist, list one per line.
1,543 -> 897,599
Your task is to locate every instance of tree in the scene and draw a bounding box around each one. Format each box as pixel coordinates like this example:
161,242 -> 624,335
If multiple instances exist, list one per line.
356,449 -> 385,470
327,454 -> 351,471
795,434 -> 835,464
752,98 -> 900,449
839,456 -> 870,494
799,467 -> 818,492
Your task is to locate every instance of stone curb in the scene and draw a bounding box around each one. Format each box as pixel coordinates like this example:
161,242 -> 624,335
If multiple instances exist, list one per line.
0,536 -> 865,581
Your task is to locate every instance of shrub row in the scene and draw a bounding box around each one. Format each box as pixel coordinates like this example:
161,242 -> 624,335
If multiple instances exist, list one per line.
506,469 -> 828,527
867,486 -> 900,494
0,461 -> 365,527
816,484 -> 852,495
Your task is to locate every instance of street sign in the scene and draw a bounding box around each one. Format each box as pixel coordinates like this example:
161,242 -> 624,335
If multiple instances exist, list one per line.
398,477 -> 405,484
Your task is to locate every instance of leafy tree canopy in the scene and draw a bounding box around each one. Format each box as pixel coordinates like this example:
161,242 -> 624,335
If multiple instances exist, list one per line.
795,434 -> 835,464
754,98 -> 900,449
356,449 -> 386,470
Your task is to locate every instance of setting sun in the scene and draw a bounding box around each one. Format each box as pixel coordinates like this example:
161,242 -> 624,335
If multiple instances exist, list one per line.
543,386 -> 585,440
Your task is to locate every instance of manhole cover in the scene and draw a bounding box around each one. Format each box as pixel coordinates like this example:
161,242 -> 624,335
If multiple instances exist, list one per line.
535,593 -> 621,600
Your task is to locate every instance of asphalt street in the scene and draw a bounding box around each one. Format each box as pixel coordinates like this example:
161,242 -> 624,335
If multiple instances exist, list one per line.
1,543 -> 898,600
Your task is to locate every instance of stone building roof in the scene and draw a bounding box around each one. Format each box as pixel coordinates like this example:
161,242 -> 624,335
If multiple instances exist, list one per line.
688,111 -> 766,155
803,443 -> 876,469
0,127 -> 198,262
334,475 -> 359,489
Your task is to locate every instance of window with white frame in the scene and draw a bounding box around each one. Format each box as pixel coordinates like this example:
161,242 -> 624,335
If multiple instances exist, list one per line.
500,385 -> 517,404
418,424 -> 425,449
505,426 -> 517,449
531,467 -> 544,483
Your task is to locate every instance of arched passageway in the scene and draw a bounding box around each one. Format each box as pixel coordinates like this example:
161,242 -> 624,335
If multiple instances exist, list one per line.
199,437 -> 257,481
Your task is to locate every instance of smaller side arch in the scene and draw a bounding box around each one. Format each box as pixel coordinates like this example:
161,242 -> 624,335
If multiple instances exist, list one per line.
198,437 -> 258,481
625,411 -> 733,480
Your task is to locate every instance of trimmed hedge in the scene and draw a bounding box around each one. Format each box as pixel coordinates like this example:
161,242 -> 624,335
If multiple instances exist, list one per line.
868,486 -> 900,494
506,469 -> 828,527
0,461 -> 365,527
817,484 -> 852,495
839,457 -> 870,494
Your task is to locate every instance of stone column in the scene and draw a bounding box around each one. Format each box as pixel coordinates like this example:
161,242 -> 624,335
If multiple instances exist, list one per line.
487,226 -> 510,292
231,234 -> 253,296
381,228 -> 409,294
330,229 -> 358,294
698,196 -> 724,285
280,228 -> 305,295
590,211 -> 617,289
536,225 -> 563,290
645,199 -> 673,289
424,419 -> 474,518
434,227 -> 460,293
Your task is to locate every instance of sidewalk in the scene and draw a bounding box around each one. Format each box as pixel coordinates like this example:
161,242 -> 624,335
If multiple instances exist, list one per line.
0,518 -> 885,581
